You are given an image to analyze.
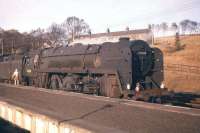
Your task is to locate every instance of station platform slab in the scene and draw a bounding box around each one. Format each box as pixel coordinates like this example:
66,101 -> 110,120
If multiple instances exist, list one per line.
0,84 -> 200,133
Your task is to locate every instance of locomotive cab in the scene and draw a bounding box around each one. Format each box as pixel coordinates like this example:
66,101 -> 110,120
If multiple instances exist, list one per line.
21,50 -> 41,86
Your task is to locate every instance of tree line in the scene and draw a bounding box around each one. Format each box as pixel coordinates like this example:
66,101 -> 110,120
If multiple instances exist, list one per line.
0,16 -> 90,54
29,16 -> 90,47
1,17 -> 200,54
150,19 -> 200,37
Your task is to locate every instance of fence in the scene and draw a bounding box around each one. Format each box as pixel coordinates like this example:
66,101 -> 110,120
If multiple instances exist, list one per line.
164,64 -> 200,76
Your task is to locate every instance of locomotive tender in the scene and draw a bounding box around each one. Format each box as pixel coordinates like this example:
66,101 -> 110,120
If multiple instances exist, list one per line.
0,38 -> 163,98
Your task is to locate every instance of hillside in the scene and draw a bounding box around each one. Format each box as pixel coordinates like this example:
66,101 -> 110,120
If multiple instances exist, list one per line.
154,35 -> 200,93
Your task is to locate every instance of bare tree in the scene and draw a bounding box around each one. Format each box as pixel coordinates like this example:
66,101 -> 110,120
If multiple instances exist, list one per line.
62,16 -> 90,42
154,24 -> 160,33
29,28 -> 46,49
188,21 -> 198,33
47,23 -> 66,47
160,22 -> 168,35
30,28 -> 45,37
197,23 -> 200,33
0,27 -> 4,33
179,19 -> 198,34
171,22 -> 178,33
180,20 -> 188,34
148,24 -> 152,30
0,30 -> 28,54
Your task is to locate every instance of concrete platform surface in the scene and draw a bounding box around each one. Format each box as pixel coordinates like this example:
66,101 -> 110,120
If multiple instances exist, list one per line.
0,84 -> 200,133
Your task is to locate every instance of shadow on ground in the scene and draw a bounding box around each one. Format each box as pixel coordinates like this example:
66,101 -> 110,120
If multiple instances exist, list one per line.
0,118 -> 30,133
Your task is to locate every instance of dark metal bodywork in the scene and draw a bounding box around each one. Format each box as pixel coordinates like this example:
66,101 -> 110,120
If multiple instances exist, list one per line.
36,40 -> 133,97
0,38 -> 164,98
30,38 -> 163,97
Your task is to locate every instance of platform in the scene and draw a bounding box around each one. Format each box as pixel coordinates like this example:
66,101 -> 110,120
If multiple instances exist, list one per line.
0,83 -> 200,133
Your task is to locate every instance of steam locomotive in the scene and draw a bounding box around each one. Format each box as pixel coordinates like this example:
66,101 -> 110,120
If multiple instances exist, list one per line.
0,38 -> 163,98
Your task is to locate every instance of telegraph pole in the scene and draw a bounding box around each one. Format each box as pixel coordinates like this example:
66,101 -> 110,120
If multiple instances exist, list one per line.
0,38 -> 3,56
12,39 -> 14,54
72,16 -> 75,42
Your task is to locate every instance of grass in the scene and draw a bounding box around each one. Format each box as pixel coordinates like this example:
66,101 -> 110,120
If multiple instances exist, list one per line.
154,35 -> 200,93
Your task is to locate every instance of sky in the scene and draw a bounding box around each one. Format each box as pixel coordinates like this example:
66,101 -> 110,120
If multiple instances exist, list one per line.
0,0 -> 200,33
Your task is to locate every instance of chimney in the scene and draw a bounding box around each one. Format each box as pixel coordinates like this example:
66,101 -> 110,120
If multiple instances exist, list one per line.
126,26 -> 129,31
107,28 -> 110,34
88,30 -> 92,38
